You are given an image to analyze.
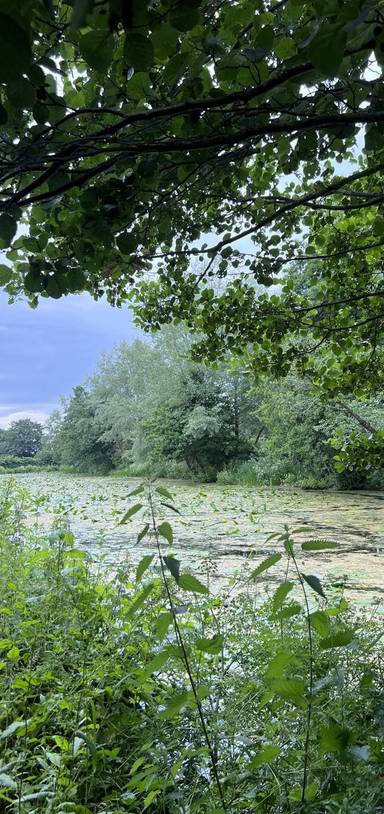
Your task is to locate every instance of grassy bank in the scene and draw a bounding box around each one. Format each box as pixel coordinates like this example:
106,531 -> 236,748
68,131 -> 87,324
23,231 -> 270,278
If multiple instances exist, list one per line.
0,480 -> 383,813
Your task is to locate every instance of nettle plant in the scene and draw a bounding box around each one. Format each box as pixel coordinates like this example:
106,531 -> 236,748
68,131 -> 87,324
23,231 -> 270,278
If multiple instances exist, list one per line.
0,480 -> 383,813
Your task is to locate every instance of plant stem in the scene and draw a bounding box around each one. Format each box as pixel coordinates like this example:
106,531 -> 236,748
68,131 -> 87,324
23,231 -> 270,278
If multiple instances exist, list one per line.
148,486 -> 227,812
290,546 -> 314,806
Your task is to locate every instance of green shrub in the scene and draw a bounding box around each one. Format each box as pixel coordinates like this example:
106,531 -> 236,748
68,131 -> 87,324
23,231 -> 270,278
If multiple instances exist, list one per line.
0,481 -> 383,813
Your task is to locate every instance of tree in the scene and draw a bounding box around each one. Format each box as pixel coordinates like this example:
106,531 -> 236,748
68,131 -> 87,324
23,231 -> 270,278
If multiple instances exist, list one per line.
4,419 -> 43,457
0,0 -> 383,386
53,386 -> 115,473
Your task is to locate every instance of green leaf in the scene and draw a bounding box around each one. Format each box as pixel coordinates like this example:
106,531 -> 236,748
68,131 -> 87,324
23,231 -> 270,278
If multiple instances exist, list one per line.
170,3 -> 200,32
163,555 -> 180,582
196,634 -> 223,655
309,610 -> 330,637
70,0 -> 92,29
301,540 -> 339,551
66,268 -> 86,292
275,37 -> 297,59
251,552 -> 281,579
265,651 -> 297,679
320,630 -> 355,649
309,28 -> 347,75
145,647 -> 172,674
126,583 -> 154,617
0,14 -> 31,82
159,691 -> 189,718
274,602 -> 302,620
0,264 -> 12,285
155,485 -> 174,500
250,745 -> 280,768
269,677 -> 306,704
0,213 -> 17,247
158,521 -> 173,545
136,554 -> 154,582
79,30 -> 114,72
137,524 -> 150,544
302,573 -> 326,598
118,503 -> 143,524
128,483 -> 145,497
272,581 -> 294,611
0,104 -> 7,124
117,233 -> 136,255
320,722 -> 352,754
156,611 -> 173,640
178,573 -> 208,594
124,33 -> 154,71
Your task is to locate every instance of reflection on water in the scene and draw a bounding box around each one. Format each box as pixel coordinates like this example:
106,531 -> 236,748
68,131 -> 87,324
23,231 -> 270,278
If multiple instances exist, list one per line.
3,473 -> 384,607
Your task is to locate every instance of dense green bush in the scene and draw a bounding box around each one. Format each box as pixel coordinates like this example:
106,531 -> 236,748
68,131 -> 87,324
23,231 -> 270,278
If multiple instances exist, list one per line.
0,481 -> 383,812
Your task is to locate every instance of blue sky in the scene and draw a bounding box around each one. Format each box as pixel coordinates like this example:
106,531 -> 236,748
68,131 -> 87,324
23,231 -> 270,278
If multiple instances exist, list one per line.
0,293 -> 143,428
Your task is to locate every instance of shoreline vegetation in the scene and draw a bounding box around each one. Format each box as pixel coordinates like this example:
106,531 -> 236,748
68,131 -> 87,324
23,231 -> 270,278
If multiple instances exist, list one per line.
2,329 -> 384,491
0,479 -> 383,813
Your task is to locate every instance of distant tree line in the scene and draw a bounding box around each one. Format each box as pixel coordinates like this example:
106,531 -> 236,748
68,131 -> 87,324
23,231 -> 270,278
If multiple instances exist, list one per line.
0,419 -> 43,470
36,327 -> 384,489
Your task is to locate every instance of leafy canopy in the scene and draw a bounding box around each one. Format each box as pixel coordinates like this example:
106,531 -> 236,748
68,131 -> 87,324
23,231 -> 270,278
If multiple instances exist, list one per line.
1,0 -> 384,392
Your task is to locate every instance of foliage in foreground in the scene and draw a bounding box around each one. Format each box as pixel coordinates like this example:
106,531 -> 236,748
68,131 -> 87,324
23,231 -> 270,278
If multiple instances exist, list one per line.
0,480 -> 383,813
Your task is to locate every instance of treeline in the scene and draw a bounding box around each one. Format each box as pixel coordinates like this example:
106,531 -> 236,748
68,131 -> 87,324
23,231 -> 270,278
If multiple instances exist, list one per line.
0,418 -> 45,472
37,327 -> 384,489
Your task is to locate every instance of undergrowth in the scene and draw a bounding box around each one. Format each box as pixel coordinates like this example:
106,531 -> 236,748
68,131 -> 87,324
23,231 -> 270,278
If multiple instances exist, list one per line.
0,480 -> 383,813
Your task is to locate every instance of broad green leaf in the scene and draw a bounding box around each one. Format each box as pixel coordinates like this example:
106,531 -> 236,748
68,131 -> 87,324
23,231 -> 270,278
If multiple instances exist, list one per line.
118,503 -> 143,524
272,580 -> 294,611
195,634 -> 223,655
302,573 -> 326,598
274,602 -> 302,620
158,521 -> 173,545
251,552 -> 281,578
320,722 -> 352,754
301,540 -> 339,551
0,264 -> 12,285
309,610 -> 330,637
124,33 -> 154,71
79,30 -> 114,72
117,233 -> 136,255
136,555 -> 154,582
145,647 -> 172,674
70,0 -> 92,29
269,677 -> 306,704
170,3 -> 200,31
309,28 -> 347,75
156,611 -> 173,640
265,651 -> 297,679
250,745 -> 280,768
320,630 -> 355,649
275,37 -> 296,59
163,555 -> 180,582
179,573 -> 208,594
159,691 -> 189,718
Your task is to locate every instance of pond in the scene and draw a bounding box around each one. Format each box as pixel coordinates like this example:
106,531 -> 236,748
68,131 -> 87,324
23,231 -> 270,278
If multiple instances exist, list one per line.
2,472 -> 384,608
